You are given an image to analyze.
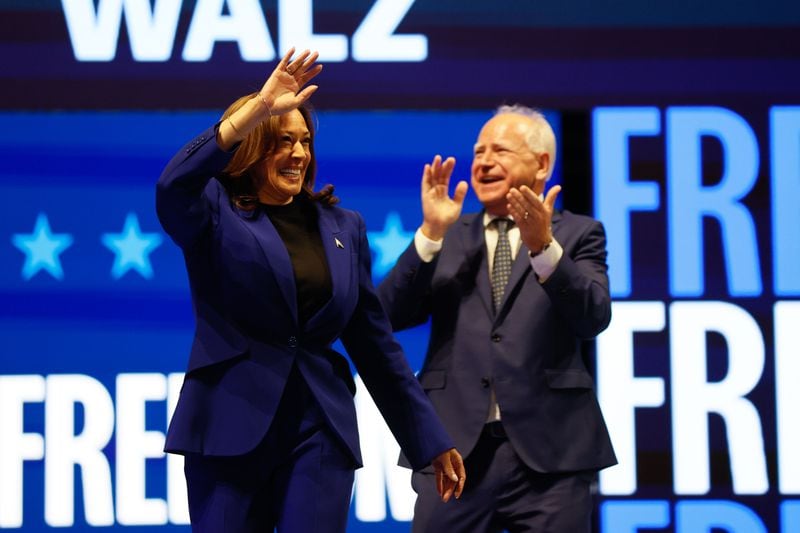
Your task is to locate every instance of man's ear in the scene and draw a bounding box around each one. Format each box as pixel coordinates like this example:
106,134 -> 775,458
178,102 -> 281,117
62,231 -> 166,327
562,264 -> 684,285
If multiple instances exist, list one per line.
532,152 -> 551,194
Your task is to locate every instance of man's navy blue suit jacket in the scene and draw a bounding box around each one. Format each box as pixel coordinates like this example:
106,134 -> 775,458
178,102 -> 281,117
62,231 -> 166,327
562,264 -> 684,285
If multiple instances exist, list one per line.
155,125 -> 453,471
379,210 -> 617,473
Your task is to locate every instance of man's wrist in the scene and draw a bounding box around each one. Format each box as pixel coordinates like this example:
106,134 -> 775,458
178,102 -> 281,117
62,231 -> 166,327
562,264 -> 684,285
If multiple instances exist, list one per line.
415,227 -> 443,263
420,222 -> 446,242
529,239 -> 552,257
528,238 -> 562,282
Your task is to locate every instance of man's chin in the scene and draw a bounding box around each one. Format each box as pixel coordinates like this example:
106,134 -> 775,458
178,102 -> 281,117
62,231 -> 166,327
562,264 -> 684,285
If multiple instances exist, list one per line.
476,194 -> 507,213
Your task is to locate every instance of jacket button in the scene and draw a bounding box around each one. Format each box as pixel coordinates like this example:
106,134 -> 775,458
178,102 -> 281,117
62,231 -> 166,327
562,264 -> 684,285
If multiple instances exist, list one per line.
480,377 -> 490,388
288,336 -> 297,348
491,334 -> 501,343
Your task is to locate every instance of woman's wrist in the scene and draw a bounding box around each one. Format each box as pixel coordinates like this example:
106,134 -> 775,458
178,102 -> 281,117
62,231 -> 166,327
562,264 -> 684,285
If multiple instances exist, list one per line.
227,116 -> 243,138
254,92 -> 273,119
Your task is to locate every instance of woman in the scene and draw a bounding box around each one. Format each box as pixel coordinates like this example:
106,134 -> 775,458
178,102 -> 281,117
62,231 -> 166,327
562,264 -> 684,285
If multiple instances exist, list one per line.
156,49 -> 465,532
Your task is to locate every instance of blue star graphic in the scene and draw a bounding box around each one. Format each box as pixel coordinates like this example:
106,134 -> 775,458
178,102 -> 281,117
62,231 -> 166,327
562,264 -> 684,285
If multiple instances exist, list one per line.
102,213 -> 163,279
368,211 -> 414,278
12,213 -> 74,280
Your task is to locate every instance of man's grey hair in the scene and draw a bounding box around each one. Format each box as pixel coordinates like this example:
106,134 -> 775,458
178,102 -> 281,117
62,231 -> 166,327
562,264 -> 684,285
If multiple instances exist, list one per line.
495,104 -> 557,181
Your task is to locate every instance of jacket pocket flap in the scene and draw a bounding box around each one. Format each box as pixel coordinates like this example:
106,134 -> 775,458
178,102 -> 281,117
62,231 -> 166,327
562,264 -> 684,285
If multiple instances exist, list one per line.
545,369 -> 594,389
418,370 -> 446,390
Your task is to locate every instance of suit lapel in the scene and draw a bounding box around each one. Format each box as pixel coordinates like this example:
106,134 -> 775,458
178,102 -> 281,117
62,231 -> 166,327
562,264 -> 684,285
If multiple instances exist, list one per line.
550,210 -> 564,247
458,213 -> 494,318
499,238 -> 532,313
304,204 -> 348,332
235,207 -> 299,325
495,210 -> 563,319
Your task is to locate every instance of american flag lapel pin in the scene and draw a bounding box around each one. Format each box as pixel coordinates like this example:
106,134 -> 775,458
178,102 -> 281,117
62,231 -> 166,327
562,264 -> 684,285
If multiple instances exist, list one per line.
335,237 -> 344,249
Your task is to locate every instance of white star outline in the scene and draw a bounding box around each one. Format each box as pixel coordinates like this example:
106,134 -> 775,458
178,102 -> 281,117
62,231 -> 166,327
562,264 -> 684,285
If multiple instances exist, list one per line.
12,213 -> 74,280
368,211 -> 414,278
101,213 -> 163,279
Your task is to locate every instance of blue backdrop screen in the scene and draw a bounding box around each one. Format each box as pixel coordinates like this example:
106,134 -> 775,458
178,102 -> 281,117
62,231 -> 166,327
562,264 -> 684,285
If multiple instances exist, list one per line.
1,0 -> 799,531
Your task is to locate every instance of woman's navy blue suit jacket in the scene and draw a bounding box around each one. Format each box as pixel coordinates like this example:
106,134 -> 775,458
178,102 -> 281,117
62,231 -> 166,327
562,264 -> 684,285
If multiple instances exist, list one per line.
156,125 -> 453,471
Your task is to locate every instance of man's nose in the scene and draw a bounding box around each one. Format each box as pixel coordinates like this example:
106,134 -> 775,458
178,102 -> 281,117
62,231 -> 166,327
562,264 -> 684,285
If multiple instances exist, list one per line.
476,152 -> 495,167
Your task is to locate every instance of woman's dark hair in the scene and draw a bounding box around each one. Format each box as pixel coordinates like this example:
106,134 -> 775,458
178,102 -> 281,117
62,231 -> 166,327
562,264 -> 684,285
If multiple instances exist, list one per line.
218,93 -> 338,208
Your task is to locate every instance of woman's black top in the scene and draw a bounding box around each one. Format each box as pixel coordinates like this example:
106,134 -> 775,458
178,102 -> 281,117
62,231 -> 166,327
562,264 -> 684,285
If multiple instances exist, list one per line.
262,196 -> 332,326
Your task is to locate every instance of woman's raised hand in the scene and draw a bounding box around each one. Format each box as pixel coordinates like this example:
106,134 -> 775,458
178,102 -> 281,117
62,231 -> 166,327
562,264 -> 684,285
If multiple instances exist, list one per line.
258,48 -> 323,117
215,48 -> 322,149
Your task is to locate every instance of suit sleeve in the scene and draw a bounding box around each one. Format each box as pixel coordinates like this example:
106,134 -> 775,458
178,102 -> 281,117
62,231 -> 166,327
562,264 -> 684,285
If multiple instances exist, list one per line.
541,219 -> 612,339
155,124 -> 234,250
341,214 -> 453,470
376,241 -> 437,331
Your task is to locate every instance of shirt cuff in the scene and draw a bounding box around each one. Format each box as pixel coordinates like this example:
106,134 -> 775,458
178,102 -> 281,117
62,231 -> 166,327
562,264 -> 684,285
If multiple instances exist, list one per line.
529,238 -> 563,282
414,227 -> 443,263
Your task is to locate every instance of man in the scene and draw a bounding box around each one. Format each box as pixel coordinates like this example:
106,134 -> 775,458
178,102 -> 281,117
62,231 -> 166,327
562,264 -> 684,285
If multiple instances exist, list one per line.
378,105 -> 616,532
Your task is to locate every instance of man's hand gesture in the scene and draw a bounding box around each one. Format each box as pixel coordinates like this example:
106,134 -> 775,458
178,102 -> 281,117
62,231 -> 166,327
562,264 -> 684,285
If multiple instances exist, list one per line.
420,155 -> 468,241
